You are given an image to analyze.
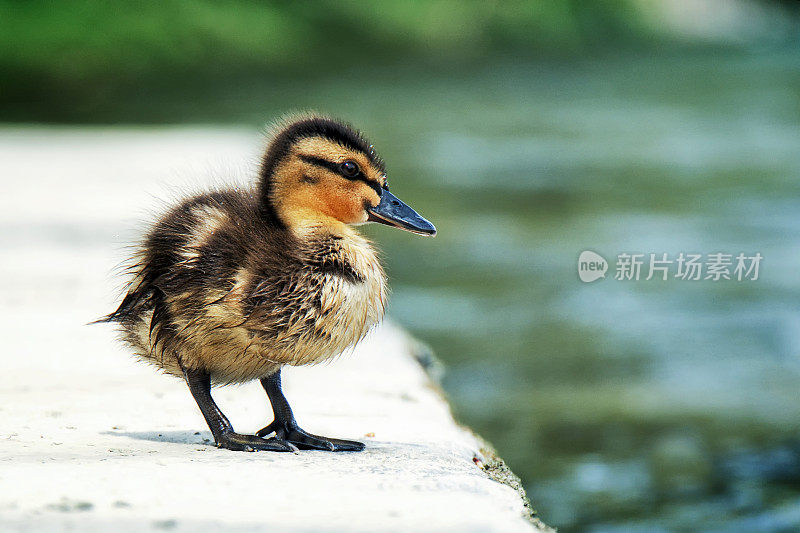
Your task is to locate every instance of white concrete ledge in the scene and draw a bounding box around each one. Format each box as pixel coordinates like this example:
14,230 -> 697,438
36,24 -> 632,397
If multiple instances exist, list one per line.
1,323 -> 548,532
0,128 -> 550,532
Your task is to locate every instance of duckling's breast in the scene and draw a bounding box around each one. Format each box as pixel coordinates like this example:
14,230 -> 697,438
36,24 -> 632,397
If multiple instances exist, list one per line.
298,267 -> 387,364
246,234 -> 388,371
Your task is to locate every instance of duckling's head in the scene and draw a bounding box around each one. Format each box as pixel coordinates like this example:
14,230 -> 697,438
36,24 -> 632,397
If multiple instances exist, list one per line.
259,114 -> 436,237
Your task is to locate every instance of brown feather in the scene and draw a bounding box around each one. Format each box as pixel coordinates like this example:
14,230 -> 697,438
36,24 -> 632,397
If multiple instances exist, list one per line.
104,117 -> 389,385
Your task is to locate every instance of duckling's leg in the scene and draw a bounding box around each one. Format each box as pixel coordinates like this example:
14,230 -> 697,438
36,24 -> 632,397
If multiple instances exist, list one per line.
256,369 -> 365,452
182,366 -> 297,452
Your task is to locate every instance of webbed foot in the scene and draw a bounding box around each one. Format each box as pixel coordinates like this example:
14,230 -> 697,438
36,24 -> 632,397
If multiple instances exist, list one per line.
215,431 -> 298,452
256,421 -> 365,452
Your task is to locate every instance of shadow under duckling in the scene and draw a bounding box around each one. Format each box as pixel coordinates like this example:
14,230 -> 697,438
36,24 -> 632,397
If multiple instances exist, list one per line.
102,114 -> 435,452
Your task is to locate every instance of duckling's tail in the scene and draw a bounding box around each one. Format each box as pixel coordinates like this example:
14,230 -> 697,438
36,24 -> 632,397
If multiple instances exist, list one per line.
90,287 -> 148,325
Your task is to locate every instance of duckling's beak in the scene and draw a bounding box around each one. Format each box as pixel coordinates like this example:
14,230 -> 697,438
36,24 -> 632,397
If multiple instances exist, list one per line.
367,190 -> 437,237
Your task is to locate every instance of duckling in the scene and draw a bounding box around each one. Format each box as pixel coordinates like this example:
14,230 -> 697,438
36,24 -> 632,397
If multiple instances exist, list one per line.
103,114 -> 435,452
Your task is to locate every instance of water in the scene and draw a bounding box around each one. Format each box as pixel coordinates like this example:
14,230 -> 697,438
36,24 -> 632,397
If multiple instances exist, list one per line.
350,51 -> 800,531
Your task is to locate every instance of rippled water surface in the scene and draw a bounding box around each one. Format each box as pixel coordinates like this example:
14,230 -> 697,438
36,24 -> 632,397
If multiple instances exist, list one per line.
351,51 -> 800,532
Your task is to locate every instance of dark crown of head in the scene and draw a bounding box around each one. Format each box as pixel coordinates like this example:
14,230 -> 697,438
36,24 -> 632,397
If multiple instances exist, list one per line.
260,116 -> 385,184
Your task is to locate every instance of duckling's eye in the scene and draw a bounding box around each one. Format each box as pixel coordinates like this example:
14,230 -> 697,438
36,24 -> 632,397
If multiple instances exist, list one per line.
340,161 -> 359,177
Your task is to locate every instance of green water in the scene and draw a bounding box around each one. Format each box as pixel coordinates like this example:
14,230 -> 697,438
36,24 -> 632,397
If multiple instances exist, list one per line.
351,51 -> 800,532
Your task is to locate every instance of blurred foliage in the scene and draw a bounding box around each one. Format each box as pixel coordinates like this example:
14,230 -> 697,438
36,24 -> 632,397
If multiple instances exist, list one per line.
0,0 -> 656,121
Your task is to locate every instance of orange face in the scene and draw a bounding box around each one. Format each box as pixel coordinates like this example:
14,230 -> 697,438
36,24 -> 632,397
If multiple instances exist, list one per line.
270,136 -> 386,230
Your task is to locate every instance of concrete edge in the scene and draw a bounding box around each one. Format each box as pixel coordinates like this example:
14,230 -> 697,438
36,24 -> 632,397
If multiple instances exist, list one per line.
400,329 -> 554,532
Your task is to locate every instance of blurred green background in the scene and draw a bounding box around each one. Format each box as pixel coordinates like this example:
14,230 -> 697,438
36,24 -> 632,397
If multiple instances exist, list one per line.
4,1 -> 800,531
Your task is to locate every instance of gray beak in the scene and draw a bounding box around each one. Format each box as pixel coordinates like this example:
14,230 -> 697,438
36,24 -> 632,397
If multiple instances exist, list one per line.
367,190 -> 436,237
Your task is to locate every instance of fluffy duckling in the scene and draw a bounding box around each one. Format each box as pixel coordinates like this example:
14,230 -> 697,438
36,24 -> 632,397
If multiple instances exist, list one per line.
103,115 -> 435,452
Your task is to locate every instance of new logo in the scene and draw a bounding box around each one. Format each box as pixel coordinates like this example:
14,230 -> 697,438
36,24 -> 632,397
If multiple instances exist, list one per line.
578,250 -> 608,283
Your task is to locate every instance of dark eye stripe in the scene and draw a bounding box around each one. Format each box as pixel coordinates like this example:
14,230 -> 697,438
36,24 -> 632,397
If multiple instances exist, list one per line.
361,180 -> 384,197
298,154 -> 383,196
